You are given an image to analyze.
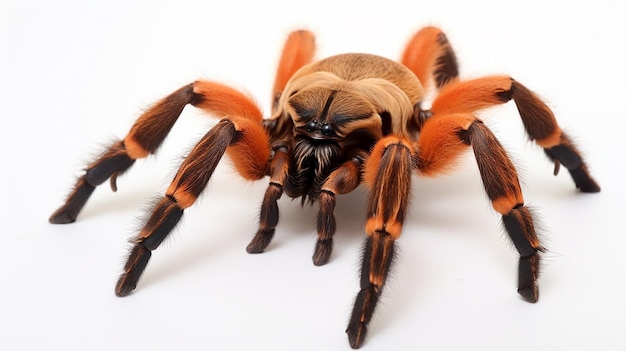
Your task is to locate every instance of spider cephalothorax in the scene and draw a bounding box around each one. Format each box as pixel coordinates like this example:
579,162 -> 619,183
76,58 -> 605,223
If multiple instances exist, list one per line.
279,54 -> 420,205
50,26 -> 599,349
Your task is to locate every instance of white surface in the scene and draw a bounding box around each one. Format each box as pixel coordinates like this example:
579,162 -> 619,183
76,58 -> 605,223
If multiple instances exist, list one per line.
2,1 -> 624,350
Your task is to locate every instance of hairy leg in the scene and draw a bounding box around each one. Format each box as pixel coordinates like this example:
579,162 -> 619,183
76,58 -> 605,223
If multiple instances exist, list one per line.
430,76 -> 600,192
50,81 -> 264,223
417,113 -> 544,302
313,154 -> 364,265
245,143 -> 290,254
347,136 -> 414,349
401,26 -> 459,91
271,30 -> 316,112
116,116 -> 269,296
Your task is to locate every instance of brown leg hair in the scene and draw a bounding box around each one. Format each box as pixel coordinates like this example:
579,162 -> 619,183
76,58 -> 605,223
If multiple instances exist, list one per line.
313,154 -> 364,266
246,144 -> 290,254
49,84 -> 195,224
466,119 -> 544,302
416,113 -> 544,303
430,75 -> 600,192
49,80 -> 265,224
246,30 -> 316,254
463,120 -> 544,302
346,137 -> 414,349
116,115 -> 270,296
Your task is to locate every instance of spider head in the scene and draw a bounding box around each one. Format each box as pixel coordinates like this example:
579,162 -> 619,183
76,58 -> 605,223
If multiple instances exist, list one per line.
285,75 -> 385,144
283,71 -> 414,144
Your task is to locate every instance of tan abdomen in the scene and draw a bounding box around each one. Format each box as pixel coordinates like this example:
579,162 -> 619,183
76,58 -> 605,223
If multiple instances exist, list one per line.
293,53 -> 424,105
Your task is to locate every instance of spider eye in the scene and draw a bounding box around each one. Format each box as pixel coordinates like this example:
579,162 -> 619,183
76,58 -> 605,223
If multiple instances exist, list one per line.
321,123 -> 333,136
305,119 -> 318,132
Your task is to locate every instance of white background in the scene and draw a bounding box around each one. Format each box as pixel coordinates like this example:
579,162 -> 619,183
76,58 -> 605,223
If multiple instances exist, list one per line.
2,0 -> 624,350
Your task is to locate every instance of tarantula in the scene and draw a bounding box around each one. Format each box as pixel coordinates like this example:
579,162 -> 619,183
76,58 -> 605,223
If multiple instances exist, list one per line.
49,26 -> 600,348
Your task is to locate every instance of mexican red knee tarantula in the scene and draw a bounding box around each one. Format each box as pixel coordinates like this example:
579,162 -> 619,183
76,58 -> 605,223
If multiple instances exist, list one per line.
50,26 -> 600,348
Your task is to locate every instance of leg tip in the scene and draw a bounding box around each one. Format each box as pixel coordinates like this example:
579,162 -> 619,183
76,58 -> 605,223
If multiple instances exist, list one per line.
312,239 -> 333,266
49,207 -> 76,224
115,275 -> 136,297
346,323 -> 367,349
577,179 -> 601,193
245,244 -> 265,254
246,229 -> 274,254
116,245 -> 151,297
568,166 -> 601,193
312,254 -> 330,266
246,239 -> 267,254
517,286 -> 539,303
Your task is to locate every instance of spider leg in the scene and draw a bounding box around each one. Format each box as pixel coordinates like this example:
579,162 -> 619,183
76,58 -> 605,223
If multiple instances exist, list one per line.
246,144 -> 289,254
400,26 -> 458,133
401,25 -> 459,91
49,84 -> 194,224
50,81 -> 265,224
431,76 -> 600,192
116,115 -> 269,296
263,30 -> 315,144
417,113 -> 544,302
271,29 -> 316,112
467,119 -> 544,301
346,137 -> 414,349
313,154 -> 364,266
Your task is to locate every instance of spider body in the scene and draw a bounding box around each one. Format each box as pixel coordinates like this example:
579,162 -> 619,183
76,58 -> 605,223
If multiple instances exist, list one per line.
50,27 -> 599,349
271,53 -> 420,202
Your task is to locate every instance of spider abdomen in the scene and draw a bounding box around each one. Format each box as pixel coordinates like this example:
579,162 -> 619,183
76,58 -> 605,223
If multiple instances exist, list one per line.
295,53 -> 424,103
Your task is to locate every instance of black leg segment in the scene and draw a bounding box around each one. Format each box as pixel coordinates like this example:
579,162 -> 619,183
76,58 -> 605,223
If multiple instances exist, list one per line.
49,140 -> 135,224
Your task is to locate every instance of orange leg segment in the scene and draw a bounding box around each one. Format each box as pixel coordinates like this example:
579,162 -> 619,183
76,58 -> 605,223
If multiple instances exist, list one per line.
415,113 -> 476,176
347,136 -> 414,349
271,30 -> 316,112
401,26 -> 459,91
